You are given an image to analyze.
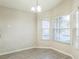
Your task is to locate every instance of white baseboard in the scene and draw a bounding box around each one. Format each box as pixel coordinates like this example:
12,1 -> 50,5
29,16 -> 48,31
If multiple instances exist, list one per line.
0,47 -> 34,56
35,47 -> 74,59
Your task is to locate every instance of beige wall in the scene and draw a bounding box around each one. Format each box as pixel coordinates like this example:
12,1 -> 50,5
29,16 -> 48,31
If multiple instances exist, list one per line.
37,0 -> 79,59
0,6 -> 36,53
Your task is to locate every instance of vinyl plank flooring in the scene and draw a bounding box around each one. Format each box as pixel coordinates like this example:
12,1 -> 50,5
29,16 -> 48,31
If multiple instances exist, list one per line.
0,48 -> 72,59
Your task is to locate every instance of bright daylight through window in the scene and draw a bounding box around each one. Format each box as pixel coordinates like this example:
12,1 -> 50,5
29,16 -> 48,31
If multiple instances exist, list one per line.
41,15 -> 70,44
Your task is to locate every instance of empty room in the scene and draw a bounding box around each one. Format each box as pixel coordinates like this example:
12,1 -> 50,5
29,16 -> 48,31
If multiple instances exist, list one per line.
0,0 -> 79,59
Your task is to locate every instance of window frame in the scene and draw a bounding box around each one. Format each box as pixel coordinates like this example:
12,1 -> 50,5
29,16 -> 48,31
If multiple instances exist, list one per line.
41,18 -> 50,40
52,16 -> 71,44
40,15 -> 71,44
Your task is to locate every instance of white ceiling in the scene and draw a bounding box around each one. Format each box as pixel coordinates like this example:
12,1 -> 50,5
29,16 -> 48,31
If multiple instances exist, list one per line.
0,0 -> 63,12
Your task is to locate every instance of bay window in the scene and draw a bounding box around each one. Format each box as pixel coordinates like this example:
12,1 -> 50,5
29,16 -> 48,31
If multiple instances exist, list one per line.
53,15 -> 70,43
41,15 -> 71,44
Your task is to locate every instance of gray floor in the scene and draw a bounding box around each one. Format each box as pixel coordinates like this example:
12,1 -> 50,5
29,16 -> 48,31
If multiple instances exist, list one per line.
0,48 -> 72,59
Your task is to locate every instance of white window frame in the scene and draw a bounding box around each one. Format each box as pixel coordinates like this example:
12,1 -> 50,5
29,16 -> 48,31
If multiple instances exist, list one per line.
52,16 -> 71,44
40,15 -> 71,44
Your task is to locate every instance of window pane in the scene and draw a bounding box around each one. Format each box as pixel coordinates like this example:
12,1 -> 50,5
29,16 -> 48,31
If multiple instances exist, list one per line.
54,29 -> 70,43
60,29 -> 70,43
54,29 -> 60,40
42,29 -> 49,36
53,17 -> 60,29
42,20 -> 49,29
42,35 -> 49,39
42,19 -> 49,40
59,15 -> 70,28
53,15 -> 70,43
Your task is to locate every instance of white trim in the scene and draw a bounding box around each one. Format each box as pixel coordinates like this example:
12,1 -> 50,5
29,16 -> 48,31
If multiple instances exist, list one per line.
35,47 -> 74,59
0,47 -> 34,56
